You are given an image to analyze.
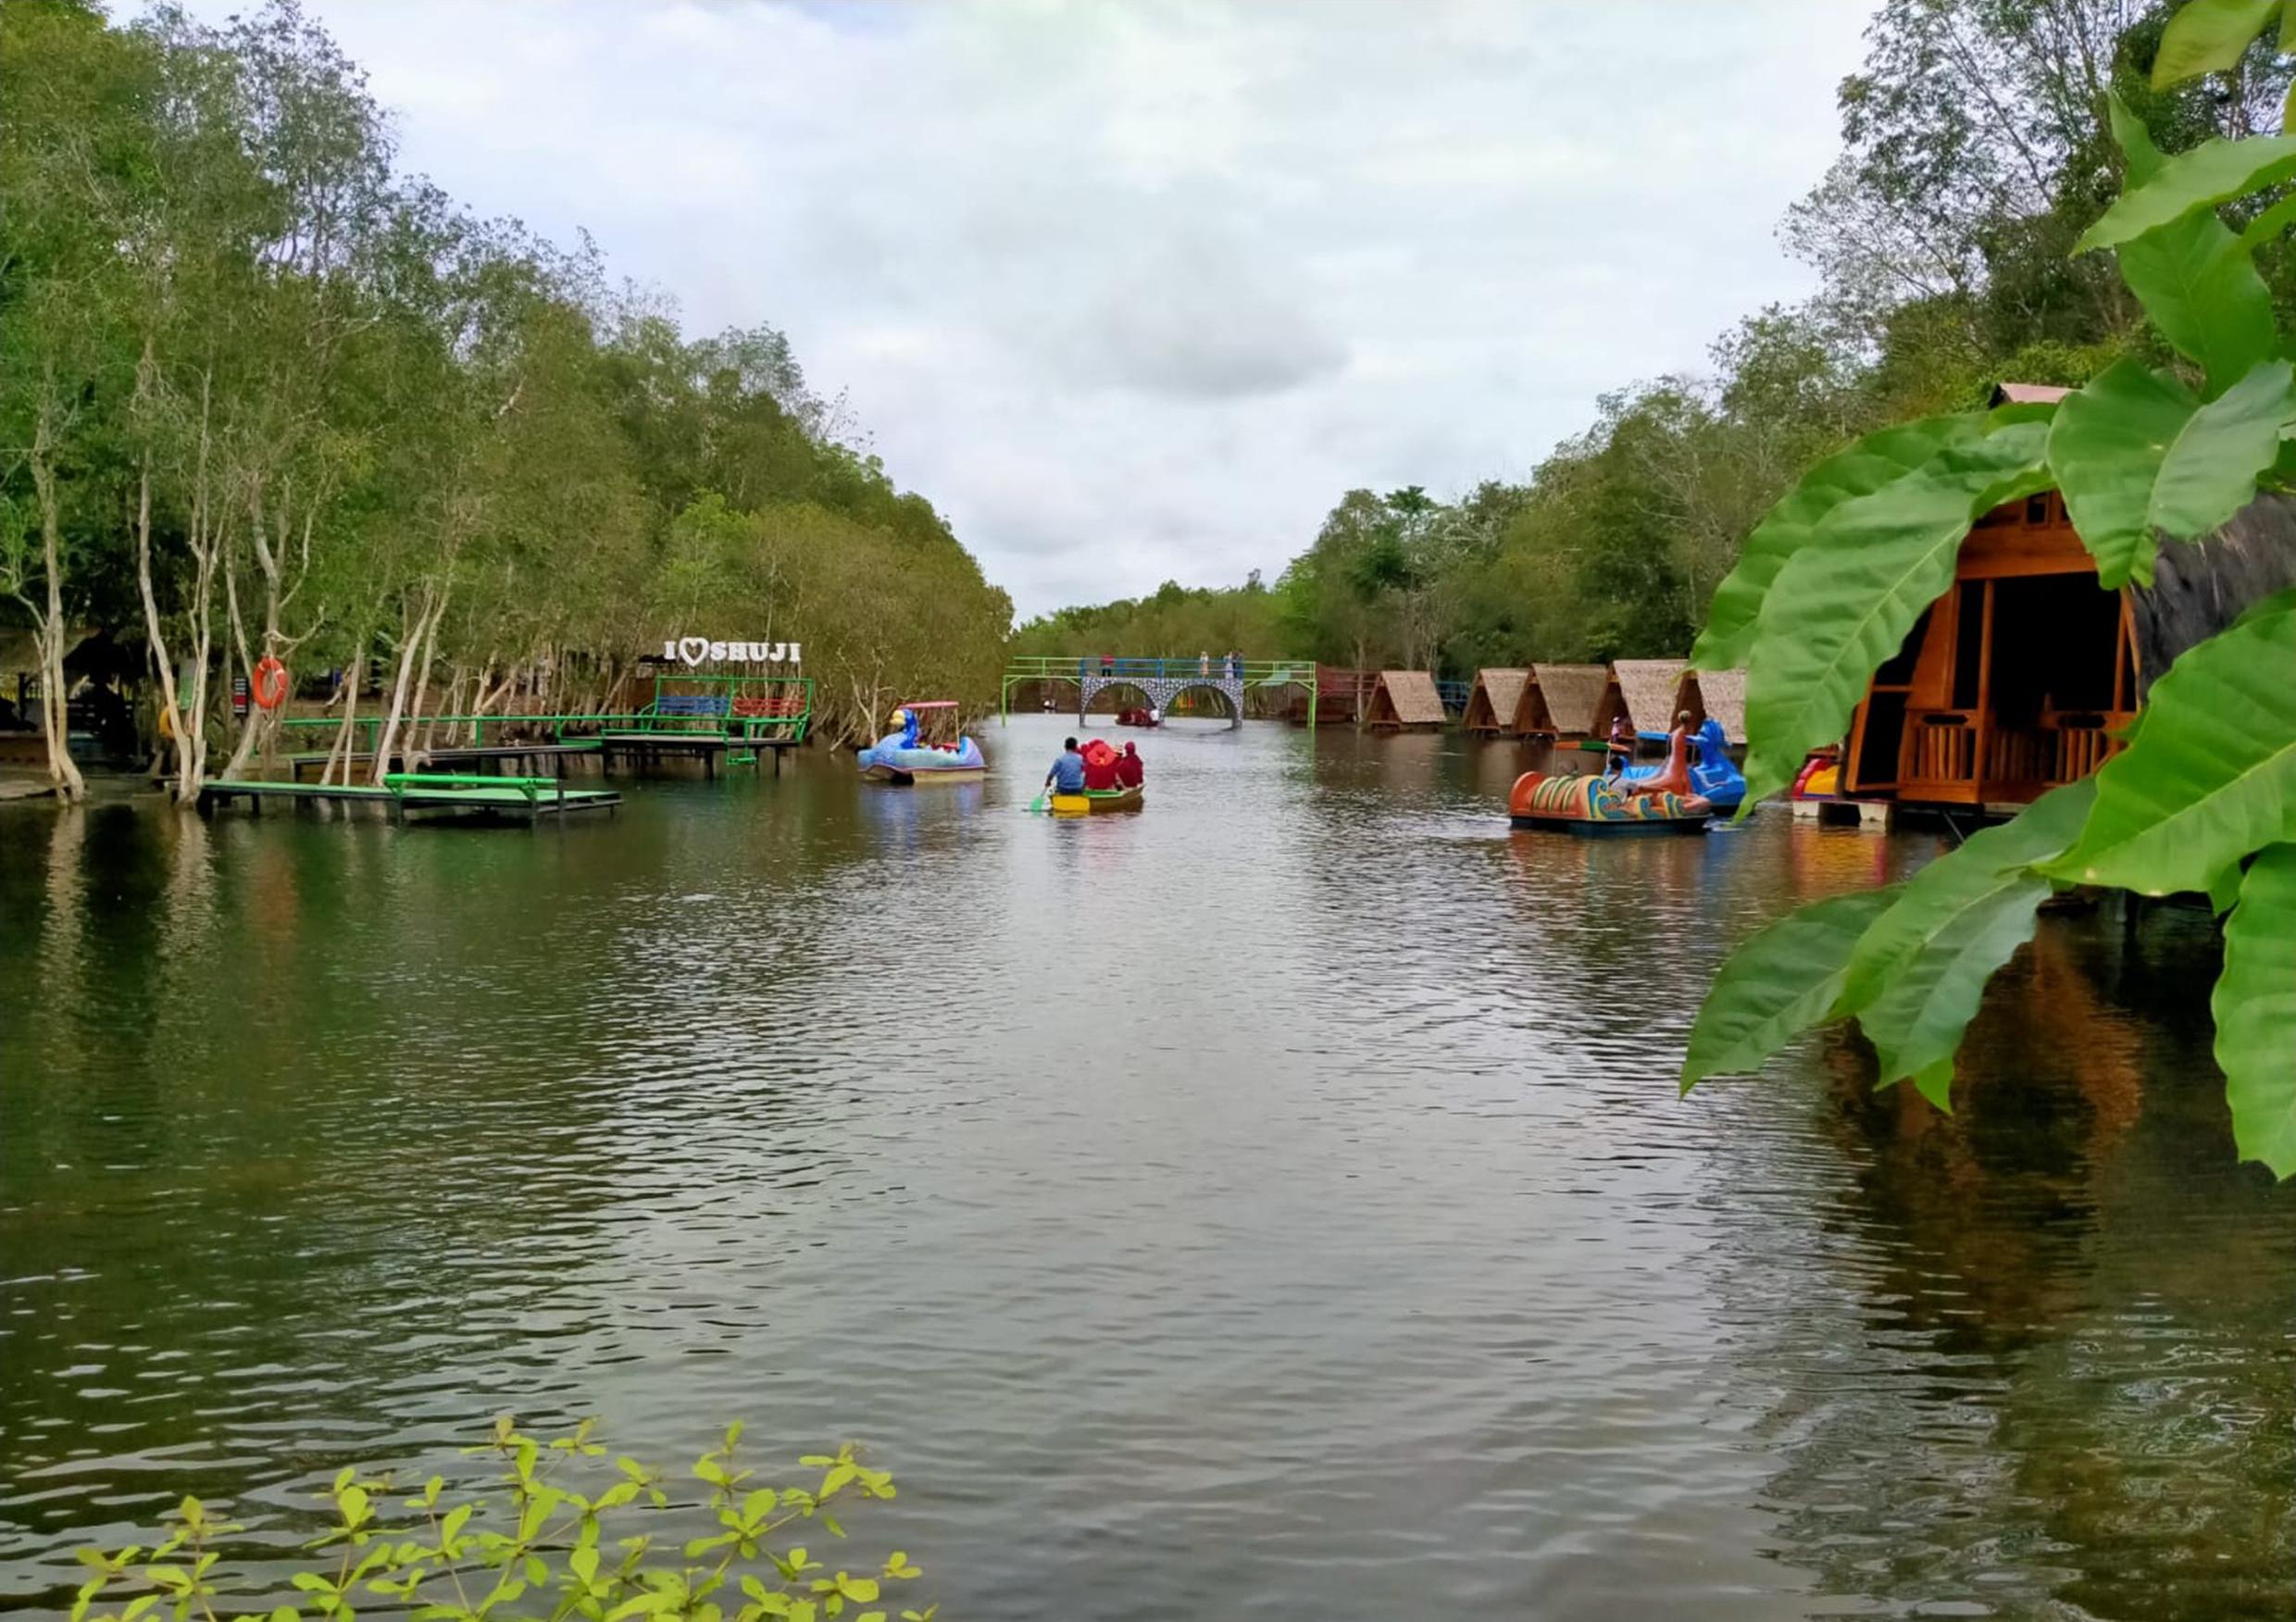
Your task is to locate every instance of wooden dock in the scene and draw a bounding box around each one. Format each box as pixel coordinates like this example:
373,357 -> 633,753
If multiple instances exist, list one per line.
595,730 -> 799,776
285,741 -> 603,781
197,773 -> 620,825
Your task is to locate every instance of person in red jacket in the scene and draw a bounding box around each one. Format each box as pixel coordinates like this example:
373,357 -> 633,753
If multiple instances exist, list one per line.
1115,742 -> 1144,789
1082,744 -> 1120,791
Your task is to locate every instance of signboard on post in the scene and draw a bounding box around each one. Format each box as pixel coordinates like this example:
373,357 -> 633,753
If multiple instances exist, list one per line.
657,639 -> 802,668
231,674 -> 249,718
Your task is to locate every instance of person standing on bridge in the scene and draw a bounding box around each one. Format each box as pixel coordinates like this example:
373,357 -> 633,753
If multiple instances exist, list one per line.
1198,650 -> 1210,676
1046,736 -> 1086,795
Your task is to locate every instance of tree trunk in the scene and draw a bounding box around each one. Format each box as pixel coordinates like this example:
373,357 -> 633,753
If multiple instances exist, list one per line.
28,403 -> 85,802
369,584 -> 446,787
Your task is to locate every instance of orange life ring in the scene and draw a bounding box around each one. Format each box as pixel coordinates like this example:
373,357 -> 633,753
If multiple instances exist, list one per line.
251,655 -> 289,710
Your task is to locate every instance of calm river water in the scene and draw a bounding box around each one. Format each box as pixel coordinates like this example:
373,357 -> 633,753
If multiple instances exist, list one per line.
2,716 -> 2290,1620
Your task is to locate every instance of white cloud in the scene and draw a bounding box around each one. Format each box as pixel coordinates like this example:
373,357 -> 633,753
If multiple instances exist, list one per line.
163,0 -> 1878,618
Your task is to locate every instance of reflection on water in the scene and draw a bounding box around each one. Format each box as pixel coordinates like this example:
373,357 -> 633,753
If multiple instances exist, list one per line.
2,721 -> 2290,1622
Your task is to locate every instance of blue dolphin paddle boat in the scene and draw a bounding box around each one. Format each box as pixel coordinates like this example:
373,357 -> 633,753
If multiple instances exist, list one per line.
857,701 -> 987,784
1621,716 -> 1744,812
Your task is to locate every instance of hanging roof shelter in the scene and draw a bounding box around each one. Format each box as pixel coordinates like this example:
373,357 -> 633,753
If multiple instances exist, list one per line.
1677,668 -> 1746,744
1592,659 -> 1688,739
1520,663 -> 1608,739
1461,668 -> 1529,735
1839,486 -> 2296,808
1366,669 -> 1446,730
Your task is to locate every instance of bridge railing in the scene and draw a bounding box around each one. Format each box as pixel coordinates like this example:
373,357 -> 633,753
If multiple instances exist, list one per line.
1002,655 -> 1312,684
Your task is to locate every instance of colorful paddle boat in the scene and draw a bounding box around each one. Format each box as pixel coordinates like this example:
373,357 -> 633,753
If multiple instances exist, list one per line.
1507,770 -> 1711,835
1620,716 -> 1745,812
856,702 -> 986,783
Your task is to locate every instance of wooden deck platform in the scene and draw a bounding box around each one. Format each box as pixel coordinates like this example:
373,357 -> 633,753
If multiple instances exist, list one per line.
197,776 -> 620,824
594,730 -> 800,776
285,741 -> 604,781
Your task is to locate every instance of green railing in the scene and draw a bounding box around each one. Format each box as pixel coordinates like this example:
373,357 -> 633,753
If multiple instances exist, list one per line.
998,656 -> 1318,723
278,676 -> 813,753
382,771 -> 566,805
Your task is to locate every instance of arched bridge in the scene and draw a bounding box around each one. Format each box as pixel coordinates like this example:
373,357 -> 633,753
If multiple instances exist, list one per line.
1000,657 -> 1321,728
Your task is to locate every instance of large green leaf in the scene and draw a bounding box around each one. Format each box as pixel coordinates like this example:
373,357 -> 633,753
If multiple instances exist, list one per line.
1679,887 -> 1901,1091
2151,358 -> 2296,538
2046,359 -> 2196,589
1838,780 -> 2097,1102
2078,134 -> 2296,252
2106,97 -> 2279,396
1690,414 -> 1986,672
2214,842 -> 2296,1178
1740,421 -> 2053,805
2045,589 -> 2296,893
2151,0 -> 2280,87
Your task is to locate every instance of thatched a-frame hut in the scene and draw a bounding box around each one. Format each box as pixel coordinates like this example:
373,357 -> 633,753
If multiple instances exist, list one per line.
1840,485 -> 2296,808
1677,668 -> 1745,745
1366,669 -> 1446,730
1592,659 -> 1687,739
1520,663 -> 1607,740
1461,668 -> 1529,735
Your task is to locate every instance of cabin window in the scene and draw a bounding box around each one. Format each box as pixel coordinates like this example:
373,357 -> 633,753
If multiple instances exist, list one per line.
1991,575 -> 2121,721
1952,580 -> 1987,708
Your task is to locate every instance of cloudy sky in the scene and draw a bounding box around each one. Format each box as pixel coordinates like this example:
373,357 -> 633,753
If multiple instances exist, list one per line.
177,0 -> 1878,617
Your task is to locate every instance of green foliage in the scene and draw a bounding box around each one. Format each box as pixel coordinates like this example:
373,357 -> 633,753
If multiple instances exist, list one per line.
2105,95 -> 2277,397
65,1419 -> 933,1622
1691,1 -> 2296,1180
2215,843 -> 2296,1171
1679,888 -> 1901,1089
1740,421 -> 2051,805
2045,590 -> 2296,896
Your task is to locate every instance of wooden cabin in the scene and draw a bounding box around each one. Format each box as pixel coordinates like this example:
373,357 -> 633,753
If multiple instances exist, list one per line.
1677,668 -> 1745,745
1518,663 -> 1607,740
1461,668 -> 1529,736
1591,659 -> 1686,741
1839,486 -> 2296,808
1366,669 -> 1446,730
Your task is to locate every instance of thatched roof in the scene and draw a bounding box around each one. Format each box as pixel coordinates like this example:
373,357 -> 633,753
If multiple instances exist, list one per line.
1529,663 -> 1607,736
1679,668 -> 1745,743
1464,668 -> 1529,733
1607,659 -> 1687,731
2134,493 -> 2296,686
1369,668 -> 1446,728
1990,381 -> 2070,406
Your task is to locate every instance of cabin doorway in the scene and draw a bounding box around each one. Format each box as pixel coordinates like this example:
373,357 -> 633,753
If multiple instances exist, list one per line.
1845,570 -> 2136,806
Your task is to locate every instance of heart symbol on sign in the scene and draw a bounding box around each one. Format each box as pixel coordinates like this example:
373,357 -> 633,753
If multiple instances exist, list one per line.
677,636 -> 710,667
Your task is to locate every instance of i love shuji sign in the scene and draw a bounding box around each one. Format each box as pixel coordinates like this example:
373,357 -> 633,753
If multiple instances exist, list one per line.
658,638 -> 803,667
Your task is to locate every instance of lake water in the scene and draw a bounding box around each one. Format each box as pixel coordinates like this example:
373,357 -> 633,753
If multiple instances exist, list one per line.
3,716 -> 2290,1620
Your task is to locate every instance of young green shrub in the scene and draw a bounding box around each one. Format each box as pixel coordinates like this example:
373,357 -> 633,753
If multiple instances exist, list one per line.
66,1420 -> 933,1622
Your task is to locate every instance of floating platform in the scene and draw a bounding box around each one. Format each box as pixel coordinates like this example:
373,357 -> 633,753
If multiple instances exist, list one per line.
1789,796 -> 1893,830
197,773 -> 620,825
287,741 -> 603,781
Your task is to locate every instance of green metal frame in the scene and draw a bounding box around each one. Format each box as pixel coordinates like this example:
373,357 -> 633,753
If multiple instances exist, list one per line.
997,656 -> 1317,726
279,676 -> 815,755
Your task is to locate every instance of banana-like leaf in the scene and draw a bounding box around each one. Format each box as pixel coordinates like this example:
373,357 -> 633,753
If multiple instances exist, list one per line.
2046,360 -> 2196,589
1837,780 -> 2097,1101
2078,134 -> 2296,252
1679,887 -> 1902,1091
2214,842 -> 2296,1178
2106,97 -> 2278,396
1690,415 -> 1985,672
2152,359 -> 2296,537
2046,589 -> 2296,893
2151,0 -> 2280,87
1741,421 -> 2053,805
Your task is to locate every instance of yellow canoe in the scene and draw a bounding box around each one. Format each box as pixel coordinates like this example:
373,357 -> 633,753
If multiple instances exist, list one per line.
1050,787 -> 1144,816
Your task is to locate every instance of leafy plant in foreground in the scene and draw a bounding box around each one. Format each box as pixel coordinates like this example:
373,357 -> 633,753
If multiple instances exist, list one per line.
64,1420 -> 933,1622
1686,0 -> 2296,1179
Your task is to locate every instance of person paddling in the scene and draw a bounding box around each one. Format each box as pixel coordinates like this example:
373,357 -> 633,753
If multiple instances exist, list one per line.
1045,736 -> 1086,795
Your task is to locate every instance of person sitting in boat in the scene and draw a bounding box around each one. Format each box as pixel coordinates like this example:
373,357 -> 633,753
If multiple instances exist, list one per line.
1083,742 -> 1120,792
1603,714 -> 1634,779
1046,737 -> 1086,794
1115,742 -> 1144,789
